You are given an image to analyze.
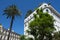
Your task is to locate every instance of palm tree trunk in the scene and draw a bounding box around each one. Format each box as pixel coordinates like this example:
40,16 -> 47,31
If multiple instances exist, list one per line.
7,16 -> 14,40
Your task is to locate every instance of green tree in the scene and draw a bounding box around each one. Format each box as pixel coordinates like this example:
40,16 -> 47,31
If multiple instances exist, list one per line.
27,9 -> 55,40
27,38 -> 33,40
20,35 -> 33,40
3,5 -> 21,40
20,35 -> 27,40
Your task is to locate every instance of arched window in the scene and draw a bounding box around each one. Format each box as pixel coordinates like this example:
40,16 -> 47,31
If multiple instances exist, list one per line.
46,9 -> 49,12
44,5 -> 47,7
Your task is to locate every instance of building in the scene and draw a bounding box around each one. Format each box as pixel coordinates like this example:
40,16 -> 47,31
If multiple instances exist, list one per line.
24,3 -> 60,38
0,24 -> 20,40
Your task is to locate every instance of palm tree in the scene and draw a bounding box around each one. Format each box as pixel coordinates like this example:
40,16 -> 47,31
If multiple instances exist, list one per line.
3,5 -> 21,40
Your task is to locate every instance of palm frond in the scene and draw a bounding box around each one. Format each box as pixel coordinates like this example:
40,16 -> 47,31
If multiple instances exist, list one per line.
3,4 -> 21,19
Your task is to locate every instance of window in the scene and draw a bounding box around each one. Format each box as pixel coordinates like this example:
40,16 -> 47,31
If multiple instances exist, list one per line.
44,5 -> 47,7
25,24 -> 27,27
14,34 -> 15,37
30,16 -> 31,18
7,32 -> 9,35
28,18 -> 29,21
4,31 -> 6,34
2,36 -> 4,40
5,36 -> 8,40
18,36 -> 20,38
0,35 -> 1,38
46,9 -> 48,12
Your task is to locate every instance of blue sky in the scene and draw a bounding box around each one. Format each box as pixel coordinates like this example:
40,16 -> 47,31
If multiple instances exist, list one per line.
0,0 -> 60,35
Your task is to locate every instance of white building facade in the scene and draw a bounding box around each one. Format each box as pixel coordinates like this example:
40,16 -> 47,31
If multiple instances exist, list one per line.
24,3 -> 60,38
0,24 -> 20,40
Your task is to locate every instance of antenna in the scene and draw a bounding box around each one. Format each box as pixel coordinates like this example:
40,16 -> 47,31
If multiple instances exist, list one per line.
45,0 -> 52,5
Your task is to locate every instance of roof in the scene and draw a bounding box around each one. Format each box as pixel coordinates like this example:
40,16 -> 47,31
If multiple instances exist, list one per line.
24,3 -> 60,19
43,5 -> 60,18
2,26 -> 20,36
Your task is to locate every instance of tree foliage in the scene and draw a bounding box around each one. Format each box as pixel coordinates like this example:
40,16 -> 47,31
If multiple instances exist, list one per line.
27,8 -> 55,40
20,35 -> 33,40
20,35 -> 27,40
